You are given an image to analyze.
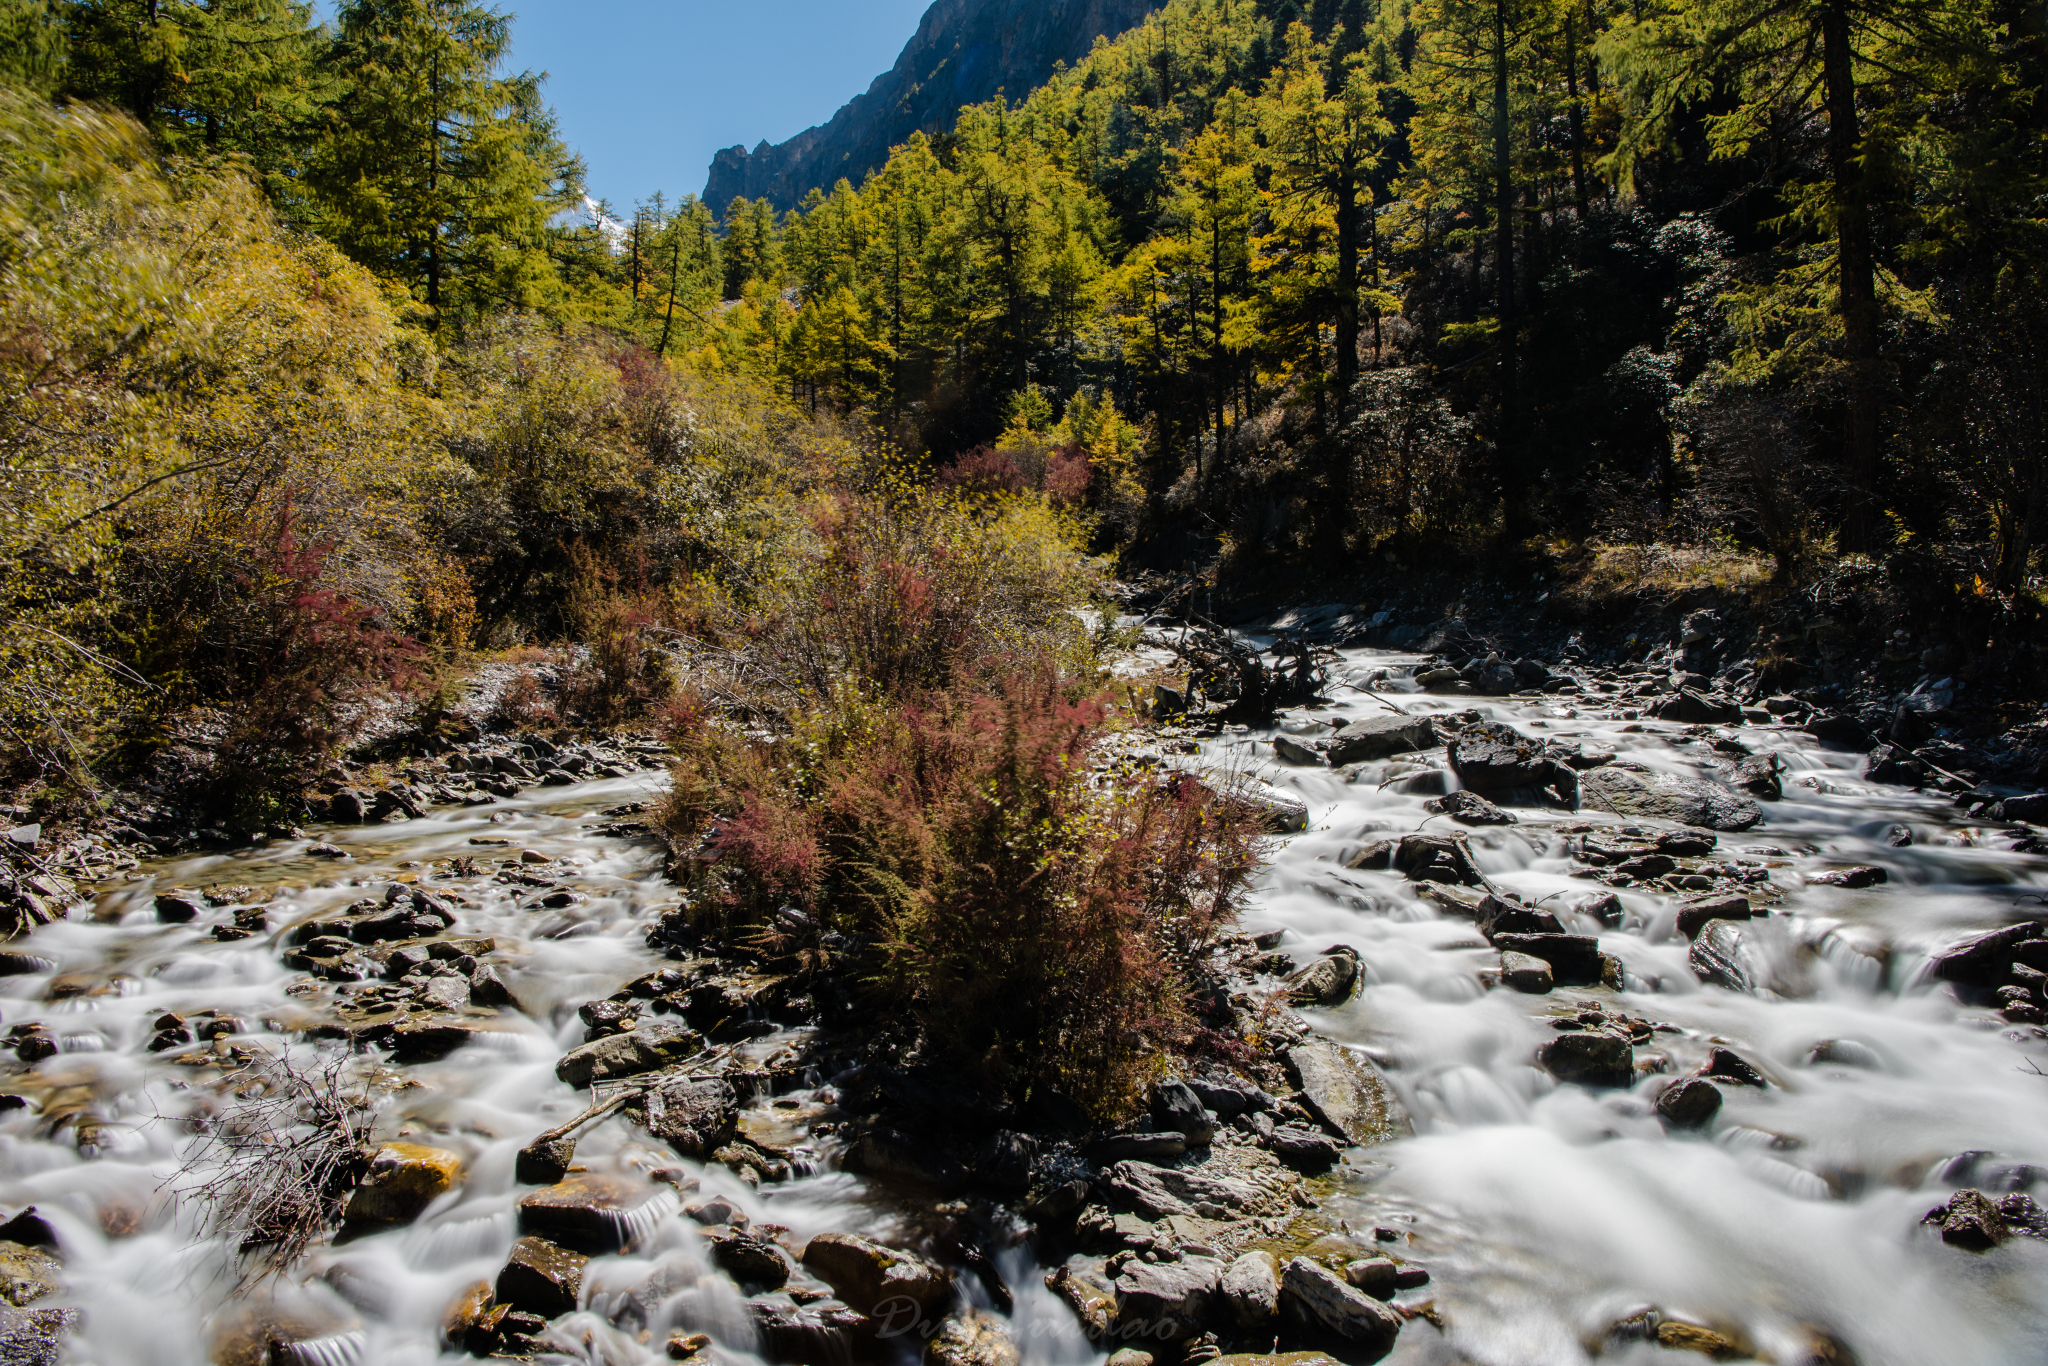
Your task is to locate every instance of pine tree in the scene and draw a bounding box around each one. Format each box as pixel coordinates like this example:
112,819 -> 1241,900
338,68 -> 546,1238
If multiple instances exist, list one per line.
311,0 -> 580,323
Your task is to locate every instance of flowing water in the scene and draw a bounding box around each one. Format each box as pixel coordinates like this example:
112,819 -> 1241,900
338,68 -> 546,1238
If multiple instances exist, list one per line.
1,641 -> 2044,1365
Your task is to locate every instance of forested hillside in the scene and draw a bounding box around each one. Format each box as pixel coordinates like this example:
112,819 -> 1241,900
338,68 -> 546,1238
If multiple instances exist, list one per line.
1,0 -> 2044,811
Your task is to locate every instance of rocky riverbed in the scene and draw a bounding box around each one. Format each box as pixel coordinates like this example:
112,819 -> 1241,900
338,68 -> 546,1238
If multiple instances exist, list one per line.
0,618 -> 2045,1366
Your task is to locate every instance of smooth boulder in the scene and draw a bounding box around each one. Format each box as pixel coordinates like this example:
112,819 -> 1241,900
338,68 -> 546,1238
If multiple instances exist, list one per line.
1325,714 -> 1437,765
1578,764 -> 1761,831
1277,1257 -> 1401,1361
1285,1040 -> 1404,1144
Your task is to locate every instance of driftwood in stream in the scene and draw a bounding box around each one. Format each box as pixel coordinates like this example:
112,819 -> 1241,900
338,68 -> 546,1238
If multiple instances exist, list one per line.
1151,620 -> 1331,724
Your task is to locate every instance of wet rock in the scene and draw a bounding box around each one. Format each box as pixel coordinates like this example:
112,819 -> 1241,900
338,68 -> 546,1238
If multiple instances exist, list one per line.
1112,1254 -> 1222,1344
1392,832 -> 1492,888
748,1297 -> 873,1365
1447,722 -> 1561,793
1107,1162 -> 1263,1221
1286,948 -> 1360,1006
1325,714 -> 1437,765
1807,866 -> 1888,889
553,1021 -> 698,1088
494,1235 -> 587,1318
344,1143 -> 463,1226
1266,1124 -> 1341,1172
1860,744 -> 1928,787
1278,1256 -> 1401,1361
801,1231 -> 955,1316
1703,1047 -> 1767,1087
847,1126 -> 969,1193
1221,1250 -> 1279,1329
1105,1352 -> 1155,1366
1924,1189 -> 2007,1250
440,1279 -> 494,1351
1474,894 -> 1564,940
1654,691 -> 1743,725
1807,1038 -> 1883,1070
1676,896 -> 1753,939
1046,1264 -> 1117,1341
667,1332 -> 712,1359
1342,1257 -> 1398,1299
924,1308 -> 1021,1366
517,1174 -> 678,1254
388,1018 -> 487,1060
1499,951 -> 1554,994
1578,764 -> 1761,831
1210,1356 -> 1343,1366
1152,1082 -> 1215,1146
207,1295 -> 359,1366
1690,919 -> 1763,994
1187,1073 -> 1262,1118
1538,1030 -> 1635,1088
1931,922 -> 2046,987
468,963 -> 517,1008
1655,1077 -> 1723,1129
708,1230 -> 794,1288
684,1195 -> 749,1228
154,893 -> 204,923
1655,1321 -> 1746,1358
1232,784 -> 1310,834
1285,1040 -> 1404,1144
515,1136 -> 576,1186
1272,736 -> 1326,767
0,1243 -> 59,1307
1998,792 -> 2048,825
641,1075 -> 739,1160
1426,790 -> 1516,825
1490,932 -> 1602,986
1730,754 -> 1784,800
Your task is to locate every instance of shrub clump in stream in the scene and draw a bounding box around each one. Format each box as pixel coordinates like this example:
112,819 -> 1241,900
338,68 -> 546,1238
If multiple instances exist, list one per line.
655,483 -> 1265,1119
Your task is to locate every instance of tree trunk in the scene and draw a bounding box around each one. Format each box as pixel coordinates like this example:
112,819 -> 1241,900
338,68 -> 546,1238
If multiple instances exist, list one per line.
1566,8 -> 1589,219
1493,0 -> 1520,495
1334,162 -> 1361,417
1823,0 -> 1882,550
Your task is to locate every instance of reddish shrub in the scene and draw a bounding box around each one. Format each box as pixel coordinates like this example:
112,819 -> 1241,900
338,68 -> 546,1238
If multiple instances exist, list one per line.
1043,444 -> 1090,505
935,444 -> 1028,495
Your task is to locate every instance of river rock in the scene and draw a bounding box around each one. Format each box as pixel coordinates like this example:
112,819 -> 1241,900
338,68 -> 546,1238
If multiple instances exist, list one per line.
1233,783 -> 1310,834
924,1308 -> 1021,1366
1278,1257 -> 1401,1361
1287,948 -> 1360,1006
1108,1161 -> 1264,1220
1285,1040 -> 1403,1144
1654,1077 -> 1723,1129
1266,1123 -> 1341,1172
1325,714 -> 1437,765
1807,866 -> 1888,889
1088,1132 -> 1187,1163
1703,1047 -> 1767,1086
517,1174 -> 678,1254
1578,763 -> 1760,831
641,1076 -> 739,1159
1426,790 -> 1516,825
1931,921 -> 2046,987
1499,951 -> 1554,993
0,1243 -> 58,1307
1446,722 -> 1555,792
1676,896 -> 1753,939
1221,1250 -> 1279,1329
1807,1038 -> 1883,1069
1211,1357 -> 1343,1366
974,1130 -> 1037,1192
1925,1189 -> 2007,1250
1342,1257 -> 1399,1299
1731,754 -> 1783,800
344,1143 -> 463,1226
1046,1265 -> 1116,1340
847,1126 -> 969,1193
495,1235 -> 587,1317
553,1021 -> 698,1087
1113,1255 -> 1222,1344
801,1232 -> 954,1316
1654,691 -> 1742,725
154,893 -> 203,923
1998,793 -> 2048,824
1105,1353 -> 1154,1366
1690,919 -> 1764,993
1538,1030 -> 1634,1088
748,1295 -> 873,1363
1491,932 -> 1601,986
1151,1082 -> 1214,1146
707,1230 -> 793,1289
1475,895 -> 1564,940
1271,736 -> 1324,767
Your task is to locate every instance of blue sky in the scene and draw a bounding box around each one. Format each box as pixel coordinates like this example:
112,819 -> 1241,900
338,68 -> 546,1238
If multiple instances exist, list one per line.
502,0 -> 935,211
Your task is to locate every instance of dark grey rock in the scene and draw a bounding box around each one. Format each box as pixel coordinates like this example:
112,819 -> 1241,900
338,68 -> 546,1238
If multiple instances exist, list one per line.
1151,1081 -> 1215,1146
1578,764 -> 1761,831
847,1126 -> 969,1193
1287,949 -> 1360,1006
1426,790 -> 1516,825
1538,1030 -> 1634,1088
1325,714 -> 1438,765
1490,933 -> 1602,986
1655,1077 -> 1723,1128
1113,1256 -> 1222,1344
553,1021 -> 698,1088
1690,919 -> 1764,993
643,1076 -> 738,1159
1278,1256 -> 1402,1360
1285,1039 -> 1404,1144
1932,922 -> 2046,987
1447,722 -> 1557,792
1498,951 -> 1554,993
1999,793 -> 2048,825
1676,896 -> 1753,940
1475,895 -> 1564,941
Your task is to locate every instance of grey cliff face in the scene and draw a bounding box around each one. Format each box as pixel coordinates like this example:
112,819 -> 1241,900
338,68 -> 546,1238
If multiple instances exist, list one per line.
704,0 -> 1161,210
